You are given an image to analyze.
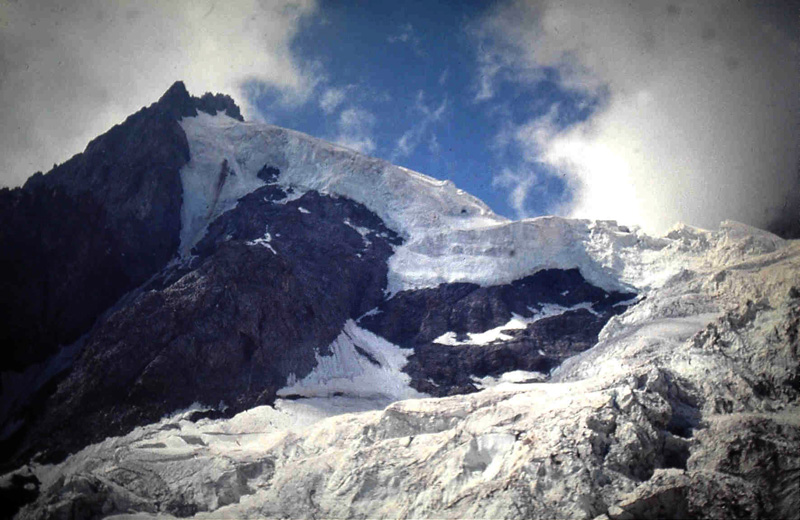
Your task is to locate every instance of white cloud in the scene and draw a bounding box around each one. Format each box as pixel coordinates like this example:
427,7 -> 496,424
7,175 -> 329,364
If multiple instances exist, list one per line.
391,91 -> 447,161
319,87 -> 347,114
333,107 -> 376,154
476,0 -> 800,234
387,23 -> 415,44
438,68 -> 449,86
387,22 -> 423,56
0,0 -> 318,187
492,167 -> 537,218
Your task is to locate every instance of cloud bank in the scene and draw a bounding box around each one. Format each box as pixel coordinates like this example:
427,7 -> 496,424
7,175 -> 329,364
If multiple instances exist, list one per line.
0,0 -> 317,187
476,0 -> 800,234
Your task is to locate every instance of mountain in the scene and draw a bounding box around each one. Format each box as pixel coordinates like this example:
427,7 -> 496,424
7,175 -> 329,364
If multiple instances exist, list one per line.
1,82 -> 798,520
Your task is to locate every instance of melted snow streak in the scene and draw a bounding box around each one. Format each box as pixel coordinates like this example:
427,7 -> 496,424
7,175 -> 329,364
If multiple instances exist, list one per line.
12,197 -> 800,519
179,112 -> 741,295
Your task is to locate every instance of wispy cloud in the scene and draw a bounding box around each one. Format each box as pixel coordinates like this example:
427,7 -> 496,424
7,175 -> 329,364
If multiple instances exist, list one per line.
492,168 -> 535,218
391,91 -> 447,161
475,0 -> 800,233
489,106 -> 575,218
438,68 -> 449,86
0,0 -> 318,187
387,22 -> 415,44
387,22 -> 424,56
318,87 -> 345,114
333,107 -> 377,154
428,134 -> 441,155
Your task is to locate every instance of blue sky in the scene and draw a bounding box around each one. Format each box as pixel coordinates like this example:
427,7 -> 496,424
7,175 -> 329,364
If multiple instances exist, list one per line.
246,0 -> 600,220
2,0 -> 798,234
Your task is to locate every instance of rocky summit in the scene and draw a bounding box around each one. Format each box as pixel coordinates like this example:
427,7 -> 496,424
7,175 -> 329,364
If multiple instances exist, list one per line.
0,82 -> 798,520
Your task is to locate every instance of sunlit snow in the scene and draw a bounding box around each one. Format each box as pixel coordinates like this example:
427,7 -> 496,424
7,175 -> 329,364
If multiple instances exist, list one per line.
245,228 -> 277,254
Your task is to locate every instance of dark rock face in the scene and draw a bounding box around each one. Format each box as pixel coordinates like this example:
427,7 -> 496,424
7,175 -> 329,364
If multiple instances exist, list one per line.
0,82 -> 242,373
194,92 -> 244,122
0,470 -> 39,519
361,269 -> 635,396
7,184 -> 401,466
403,309 -> 623,396
256,165 -> 280,183
0,186 -> 129,372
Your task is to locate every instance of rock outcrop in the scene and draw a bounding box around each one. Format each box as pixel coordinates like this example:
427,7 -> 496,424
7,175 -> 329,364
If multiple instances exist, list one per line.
0,81 -> 241,374
361,269 -> 635,396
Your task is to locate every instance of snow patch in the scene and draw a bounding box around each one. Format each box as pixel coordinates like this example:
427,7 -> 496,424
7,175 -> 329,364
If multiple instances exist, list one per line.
278,320 -> 426,401
472,370 -> 548,390
613,296 -> 641,308
356,307 -> 382,323
246,229 -> 277,254
344,219 -> 372,238
344,218 -> 372,247
433,302 -> 597,347
273,188 -> 305,205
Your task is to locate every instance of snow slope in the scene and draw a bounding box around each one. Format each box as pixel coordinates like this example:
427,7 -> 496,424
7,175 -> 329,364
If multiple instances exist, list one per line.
277,320 -> 425,402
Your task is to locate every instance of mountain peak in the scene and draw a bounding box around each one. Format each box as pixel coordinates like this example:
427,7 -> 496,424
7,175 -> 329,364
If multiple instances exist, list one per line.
156,81 -> 244,122
160,80 -> 191,100
195,91 -> 243,122
156,81 -> 195,119
3,75 -> 798,519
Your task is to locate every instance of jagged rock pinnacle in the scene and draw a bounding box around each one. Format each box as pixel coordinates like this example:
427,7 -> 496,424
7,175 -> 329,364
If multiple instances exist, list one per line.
156,81 -> 244,122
